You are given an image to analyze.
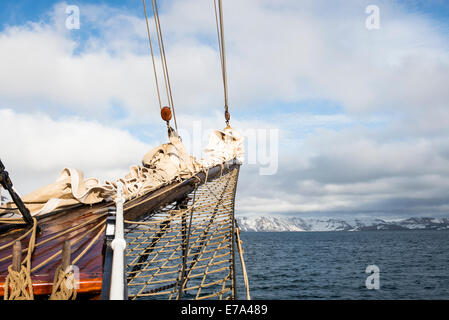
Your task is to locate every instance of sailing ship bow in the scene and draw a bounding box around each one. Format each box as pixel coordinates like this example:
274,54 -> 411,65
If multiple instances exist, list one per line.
0,0 -> 250,300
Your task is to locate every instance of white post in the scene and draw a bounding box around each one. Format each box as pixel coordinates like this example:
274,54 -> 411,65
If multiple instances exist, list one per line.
110,182 -> 127,300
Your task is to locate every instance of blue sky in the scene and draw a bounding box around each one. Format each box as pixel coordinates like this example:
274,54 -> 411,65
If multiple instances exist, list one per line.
1,0 -> 448,35
0,0 -> 141,27
395,0 -> 449,23
1,0 -> 449,218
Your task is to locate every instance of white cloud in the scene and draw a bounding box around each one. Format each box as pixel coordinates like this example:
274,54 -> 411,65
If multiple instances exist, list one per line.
0,0 -> 447,117
235,124 -> 449,216
1,1 -> 449,217
0,109 -> 150,194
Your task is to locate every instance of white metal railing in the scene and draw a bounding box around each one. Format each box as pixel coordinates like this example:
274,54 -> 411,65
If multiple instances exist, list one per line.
109,182 -> 127,300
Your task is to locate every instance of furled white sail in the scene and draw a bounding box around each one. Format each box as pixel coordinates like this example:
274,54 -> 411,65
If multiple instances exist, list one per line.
0,128 -> 244,216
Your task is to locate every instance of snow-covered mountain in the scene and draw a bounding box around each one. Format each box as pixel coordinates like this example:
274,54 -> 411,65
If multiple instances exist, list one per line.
236,216 -> 449,232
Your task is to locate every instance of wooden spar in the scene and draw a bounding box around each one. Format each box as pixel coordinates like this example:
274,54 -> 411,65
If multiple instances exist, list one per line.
12,241 -> 21,272
124,160 -> 239,221
61,240 -> 71,270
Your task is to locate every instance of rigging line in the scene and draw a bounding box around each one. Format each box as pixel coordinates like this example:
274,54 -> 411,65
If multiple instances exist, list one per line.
151,0 -> 178,132
213,0 -> 224,74
152,0 -> 178,132
217,0 -> 229,104
151,0 -> 170,108
177,189 -> 196,300
182,174 -> 233,286
127,217 -> 171,279
214,0 -> 230,125
143,0 -> 163,110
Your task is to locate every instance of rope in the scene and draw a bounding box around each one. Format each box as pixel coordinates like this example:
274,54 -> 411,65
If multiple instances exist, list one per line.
48,223 -> 105,300
49,265 -> 77,300
142,0 -> 178,132
0,218 -> 27,224
177,191 -> 196,299
234,221 -> 250,300
214,0 -> 231,126
0,207 -> 19,211
30,221 -> 106,273
151,0 -> 178,132
182,173 -> 233,286
3,218 -> 37,300
4,265 -> 33,300
143,0 -> 163,111
0,214 -> 106,264
0,202 -> 107,300
125,167 -> 245,300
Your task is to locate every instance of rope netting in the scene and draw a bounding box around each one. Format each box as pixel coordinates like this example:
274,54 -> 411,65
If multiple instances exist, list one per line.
0,164 -> 249,300
125,166 -> 242,300
0,214 -> 106,300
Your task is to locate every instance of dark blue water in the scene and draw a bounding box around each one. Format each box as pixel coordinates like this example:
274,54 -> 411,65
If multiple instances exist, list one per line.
235,231 -> 449,299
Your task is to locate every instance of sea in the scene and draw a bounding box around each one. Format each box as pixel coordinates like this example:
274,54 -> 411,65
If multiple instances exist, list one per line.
235,230 -> 449,300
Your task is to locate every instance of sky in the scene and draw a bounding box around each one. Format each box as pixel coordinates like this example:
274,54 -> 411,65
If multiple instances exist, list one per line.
0,0 -> 449,219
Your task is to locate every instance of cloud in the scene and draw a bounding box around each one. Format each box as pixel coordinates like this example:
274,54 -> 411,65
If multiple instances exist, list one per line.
1,0 -> 447,116
0,1 -> 449,218
235,124 -> 449,217
0,109 -> 150,194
